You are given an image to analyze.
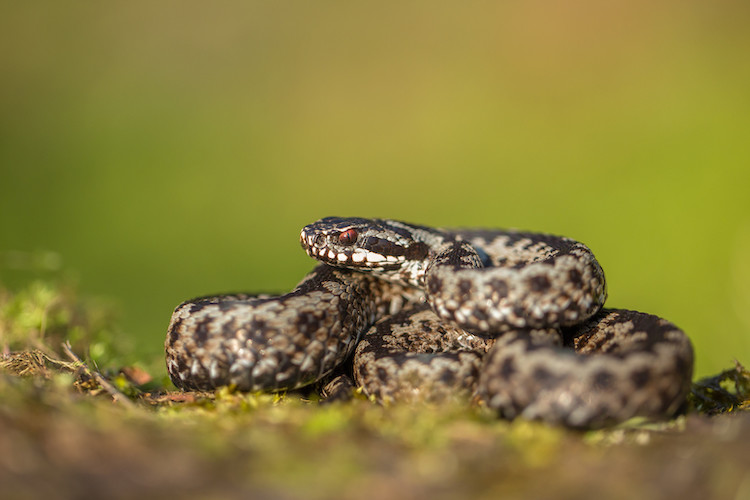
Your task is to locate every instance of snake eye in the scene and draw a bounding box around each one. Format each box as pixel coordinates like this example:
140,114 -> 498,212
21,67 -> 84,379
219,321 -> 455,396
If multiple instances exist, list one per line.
338,229 -> 358,246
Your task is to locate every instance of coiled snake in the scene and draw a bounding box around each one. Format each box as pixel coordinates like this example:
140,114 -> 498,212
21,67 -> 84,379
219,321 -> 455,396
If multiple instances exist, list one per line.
166,217 -> 694,428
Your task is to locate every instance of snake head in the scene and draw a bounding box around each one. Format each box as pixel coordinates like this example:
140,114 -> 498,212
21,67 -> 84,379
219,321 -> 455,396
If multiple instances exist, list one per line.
300,217 -> 434,280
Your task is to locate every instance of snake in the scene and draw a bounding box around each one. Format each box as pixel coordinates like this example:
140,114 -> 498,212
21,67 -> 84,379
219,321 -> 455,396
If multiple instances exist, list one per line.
165,217 -> 694,428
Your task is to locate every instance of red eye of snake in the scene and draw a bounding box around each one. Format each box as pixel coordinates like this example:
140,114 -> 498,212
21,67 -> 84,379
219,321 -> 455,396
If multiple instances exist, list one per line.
338,229 -> 358,245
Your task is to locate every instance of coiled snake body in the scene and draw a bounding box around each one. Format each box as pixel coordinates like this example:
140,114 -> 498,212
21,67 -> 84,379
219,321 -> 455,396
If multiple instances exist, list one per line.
166,217 -> 693,428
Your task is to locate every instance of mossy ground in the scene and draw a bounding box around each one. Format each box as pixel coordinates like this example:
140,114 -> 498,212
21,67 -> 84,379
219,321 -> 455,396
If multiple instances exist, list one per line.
1,282 -> 749,500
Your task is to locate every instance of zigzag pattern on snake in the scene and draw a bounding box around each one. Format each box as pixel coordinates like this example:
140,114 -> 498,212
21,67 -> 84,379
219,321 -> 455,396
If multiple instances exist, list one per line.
165,217 -> 694,428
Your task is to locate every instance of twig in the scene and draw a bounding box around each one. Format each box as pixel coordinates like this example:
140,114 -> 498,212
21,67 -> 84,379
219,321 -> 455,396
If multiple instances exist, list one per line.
62,341 -> 137,410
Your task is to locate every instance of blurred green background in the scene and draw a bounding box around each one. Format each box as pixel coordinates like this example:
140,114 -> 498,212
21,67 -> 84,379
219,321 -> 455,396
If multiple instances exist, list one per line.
1,1 -> 748,378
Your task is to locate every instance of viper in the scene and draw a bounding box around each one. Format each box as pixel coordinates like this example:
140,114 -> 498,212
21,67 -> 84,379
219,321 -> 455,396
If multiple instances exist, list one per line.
166,217 -> 693,428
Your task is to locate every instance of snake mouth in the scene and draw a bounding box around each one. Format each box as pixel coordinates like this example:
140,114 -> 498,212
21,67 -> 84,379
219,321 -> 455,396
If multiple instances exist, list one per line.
300,227 -> 405,270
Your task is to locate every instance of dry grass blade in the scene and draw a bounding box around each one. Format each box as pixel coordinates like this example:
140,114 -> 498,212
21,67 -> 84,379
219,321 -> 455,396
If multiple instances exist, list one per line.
0,349 -> 78,377
62,340 -> 137,410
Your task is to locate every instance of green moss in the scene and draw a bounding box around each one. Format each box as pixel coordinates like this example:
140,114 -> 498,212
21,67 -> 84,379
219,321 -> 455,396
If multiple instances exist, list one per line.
0,280 -> 128,367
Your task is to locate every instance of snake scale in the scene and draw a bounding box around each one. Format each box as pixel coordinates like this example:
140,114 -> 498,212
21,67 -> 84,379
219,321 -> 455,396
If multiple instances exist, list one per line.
166,217 -> 694,428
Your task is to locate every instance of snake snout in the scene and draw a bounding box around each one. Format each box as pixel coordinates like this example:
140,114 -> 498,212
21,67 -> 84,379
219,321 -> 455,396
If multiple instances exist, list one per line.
300,228 -> 325,251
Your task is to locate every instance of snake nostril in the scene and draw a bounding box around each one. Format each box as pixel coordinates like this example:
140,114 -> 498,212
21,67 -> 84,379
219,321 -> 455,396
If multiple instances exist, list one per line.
314,234 -> 326,247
